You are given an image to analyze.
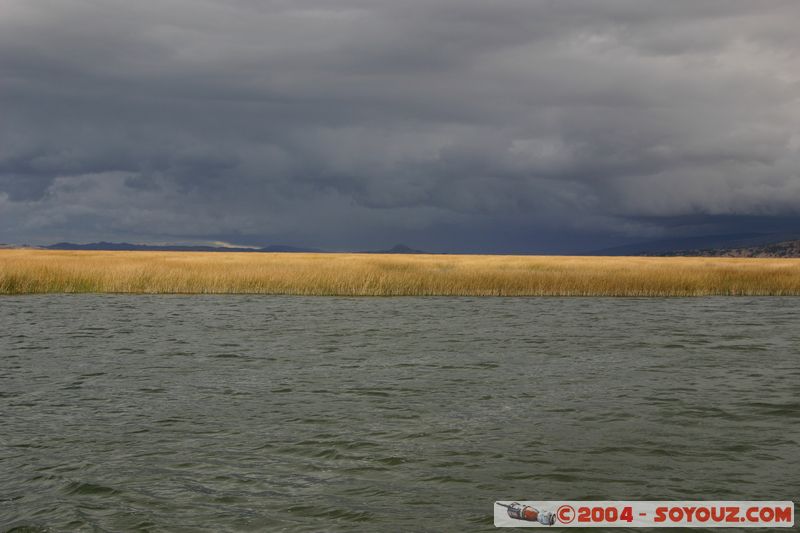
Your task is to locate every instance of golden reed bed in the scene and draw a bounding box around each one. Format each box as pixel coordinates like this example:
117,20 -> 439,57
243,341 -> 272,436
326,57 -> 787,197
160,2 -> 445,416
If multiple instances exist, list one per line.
2,248 -> 800,296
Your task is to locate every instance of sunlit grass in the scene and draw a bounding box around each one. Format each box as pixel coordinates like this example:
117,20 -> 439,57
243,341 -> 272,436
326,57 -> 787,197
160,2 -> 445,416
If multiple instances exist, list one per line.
1,249 -> 800,296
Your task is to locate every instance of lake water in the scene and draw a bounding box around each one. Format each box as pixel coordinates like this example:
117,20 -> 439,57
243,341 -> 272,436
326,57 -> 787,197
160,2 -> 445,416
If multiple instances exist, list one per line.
1,296 -> 798,531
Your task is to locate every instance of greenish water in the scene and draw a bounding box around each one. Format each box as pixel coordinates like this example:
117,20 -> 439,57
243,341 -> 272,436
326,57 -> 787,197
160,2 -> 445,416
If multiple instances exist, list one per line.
1,296 -> 798,531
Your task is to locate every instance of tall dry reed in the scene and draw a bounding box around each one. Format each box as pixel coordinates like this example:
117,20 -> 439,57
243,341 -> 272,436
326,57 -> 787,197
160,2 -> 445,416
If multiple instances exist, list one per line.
2,249 -> 800,296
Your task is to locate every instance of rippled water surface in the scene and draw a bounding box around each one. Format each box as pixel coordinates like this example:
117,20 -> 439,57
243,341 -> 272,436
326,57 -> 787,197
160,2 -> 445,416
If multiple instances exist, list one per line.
2,296 -> 798,531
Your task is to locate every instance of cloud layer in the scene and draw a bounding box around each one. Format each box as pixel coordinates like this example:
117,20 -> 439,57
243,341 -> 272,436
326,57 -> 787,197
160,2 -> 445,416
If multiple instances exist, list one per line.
2,0 -> 799,251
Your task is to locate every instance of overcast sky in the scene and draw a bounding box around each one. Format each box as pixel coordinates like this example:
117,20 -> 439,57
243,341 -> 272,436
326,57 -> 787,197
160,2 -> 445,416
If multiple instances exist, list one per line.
2,0 -> 799,252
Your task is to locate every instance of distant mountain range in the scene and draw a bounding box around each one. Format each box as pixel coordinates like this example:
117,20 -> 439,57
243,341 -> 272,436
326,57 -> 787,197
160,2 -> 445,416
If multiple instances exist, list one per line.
10,237 -> 800,257
45,242 -> 320,253
595,232 -> 800,257
41,242 -> 433,254
362,244 -> 429,254
655,239 -> 800,258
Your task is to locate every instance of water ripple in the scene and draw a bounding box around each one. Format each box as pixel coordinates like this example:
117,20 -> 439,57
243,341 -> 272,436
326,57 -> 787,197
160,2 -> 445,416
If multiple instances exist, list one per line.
1,295 -> 798,531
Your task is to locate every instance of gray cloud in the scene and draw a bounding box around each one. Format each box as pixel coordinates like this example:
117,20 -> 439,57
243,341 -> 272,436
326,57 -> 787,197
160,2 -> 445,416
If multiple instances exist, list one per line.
1,0 -> 799,251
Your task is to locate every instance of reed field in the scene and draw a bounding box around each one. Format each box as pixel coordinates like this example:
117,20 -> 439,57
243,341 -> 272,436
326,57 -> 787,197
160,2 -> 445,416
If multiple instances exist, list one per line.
2,248 -> 800,296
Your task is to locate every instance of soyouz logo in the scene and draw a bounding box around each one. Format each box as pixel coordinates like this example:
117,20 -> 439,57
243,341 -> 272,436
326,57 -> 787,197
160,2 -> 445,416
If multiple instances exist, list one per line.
494,501 -> 794,528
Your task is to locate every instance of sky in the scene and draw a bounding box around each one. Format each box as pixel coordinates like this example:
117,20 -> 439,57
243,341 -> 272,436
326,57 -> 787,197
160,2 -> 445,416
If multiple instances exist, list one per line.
2,0 -> 800,253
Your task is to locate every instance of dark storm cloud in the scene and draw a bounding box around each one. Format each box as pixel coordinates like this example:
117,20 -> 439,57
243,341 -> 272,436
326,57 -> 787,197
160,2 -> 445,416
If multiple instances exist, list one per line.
1,0 -> 799,251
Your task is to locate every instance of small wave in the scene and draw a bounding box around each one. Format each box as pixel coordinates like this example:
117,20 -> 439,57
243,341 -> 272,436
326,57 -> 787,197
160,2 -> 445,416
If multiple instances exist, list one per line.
286,504 -> 373,522
63,480 -> 121,497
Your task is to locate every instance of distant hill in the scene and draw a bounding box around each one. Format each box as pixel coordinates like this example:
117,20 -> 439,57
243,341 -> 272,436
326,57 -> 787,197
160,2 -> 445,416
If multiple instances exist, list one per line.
28,241 -> 431,254
260,245 -> 322,253
594,233 -> 800,256
45,242 -> 320,253
31,239 -> 800,257
595,233 -> 767,256
362,244 -> 429,254
658,239 -> 800,258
